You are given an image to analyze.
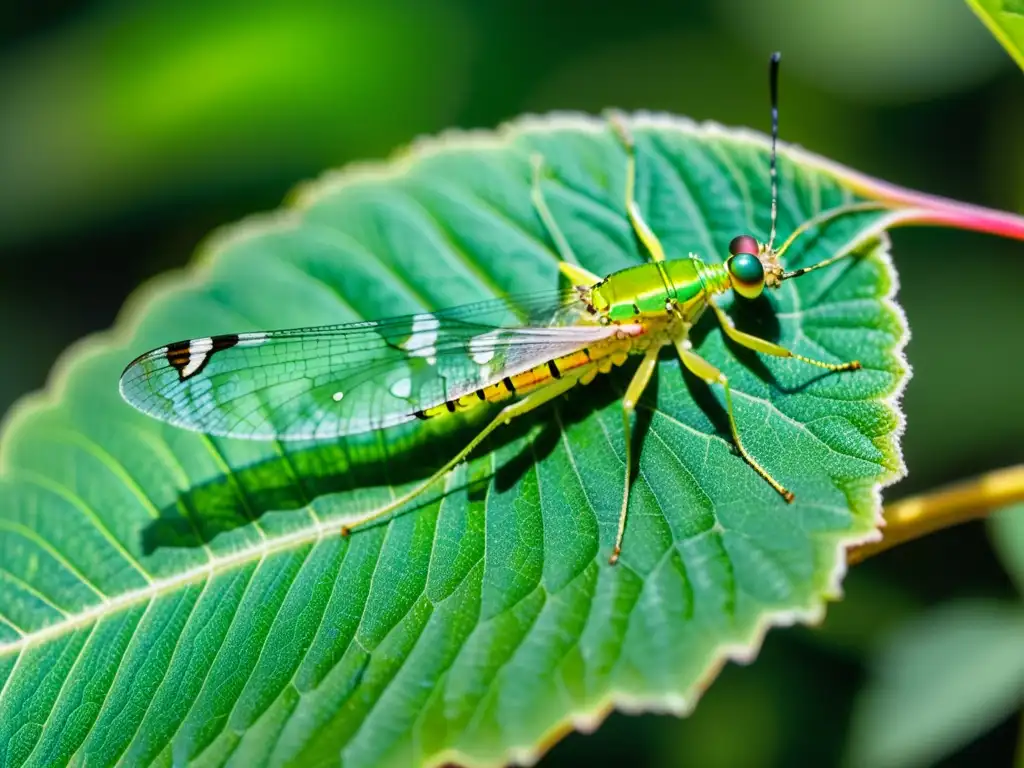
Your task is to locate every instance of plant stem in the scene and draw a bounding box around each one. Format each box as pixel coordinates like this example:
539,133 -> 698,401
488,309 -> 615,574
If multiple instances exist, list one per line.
847,465 -> 1024,565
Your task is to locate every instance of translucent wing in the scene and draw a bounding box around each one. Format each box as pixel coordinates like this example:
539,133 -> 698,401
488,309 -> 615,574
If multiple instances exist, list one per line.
119,291 -> 620,440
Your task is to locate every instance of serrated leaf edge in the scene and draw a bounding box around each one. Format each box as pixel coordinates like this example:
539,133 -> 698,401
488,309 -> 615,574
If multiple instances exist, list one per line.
0,112 -> 911,768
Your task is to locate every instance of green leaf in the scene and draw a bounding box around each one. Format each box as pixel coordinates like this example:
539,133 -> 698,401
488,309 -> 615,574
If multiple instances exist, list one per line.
846,600 -> 1024,768
991,503 -> 1024,596
966,0 -> 1024,71
0,114 -> 908,767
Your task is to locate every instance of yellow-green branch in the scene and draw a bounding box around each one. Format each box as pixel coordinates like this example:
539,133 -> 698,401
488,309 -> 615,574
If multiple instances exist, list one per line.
848,465 -> 1024,564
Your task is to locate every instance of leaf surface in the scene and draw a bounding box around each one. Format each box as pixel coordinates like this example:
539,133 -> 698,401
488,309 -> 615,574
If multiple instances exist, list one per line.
966,0 -> 1024,71
991,503 -> 1024,596
847,600 -> 1024,768
0,114 -> 909,767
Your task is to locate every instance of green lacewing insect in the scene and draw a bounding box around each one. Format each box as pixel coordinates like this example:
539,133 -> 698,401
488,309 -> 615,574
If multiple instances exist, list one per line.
120,53 -> 879,565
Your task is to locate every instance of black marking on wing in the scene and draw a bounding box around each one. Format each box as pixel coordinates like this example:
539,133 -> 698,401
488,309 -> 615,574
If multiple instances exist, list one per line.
165,341 -> 191,374
167,334 -> 240,381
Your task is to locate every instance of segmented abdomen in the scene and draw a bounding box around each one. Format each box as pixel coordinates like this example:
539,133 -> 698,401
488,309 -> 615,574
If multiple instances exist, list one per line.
414,338 -> 634,420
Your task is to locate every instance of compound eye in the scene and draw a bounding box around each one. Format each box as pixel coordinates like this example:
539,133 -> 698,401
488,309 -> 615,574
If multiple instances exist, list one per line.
726,252 -> 765,299
728,234 -> 759,257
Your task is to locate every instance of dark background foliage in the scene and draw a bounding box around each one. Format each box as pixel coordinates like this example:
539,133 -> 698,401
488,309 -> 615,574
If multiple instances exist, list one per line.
1,1 -> 1022,765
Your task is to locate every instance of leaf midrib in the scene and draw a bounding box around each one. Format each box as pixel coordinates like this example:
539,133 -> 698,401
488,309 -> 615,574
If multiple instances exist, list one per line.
0,512 -> 342,656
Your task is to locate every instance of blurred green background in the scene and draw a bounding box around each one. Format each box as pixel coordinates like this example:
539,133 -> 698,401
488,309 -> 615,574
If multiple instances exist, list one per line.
1,0 -> 1023,765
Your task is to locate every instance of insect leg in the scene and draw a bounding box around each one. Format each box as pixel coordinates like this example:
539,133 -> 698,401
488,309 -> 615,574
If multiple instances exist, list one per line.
708,299 -> 861,372
607,112 -> 667,263
773,201 -> 888,269
530,154 -> 601,286
341,370 -> 585,537
610,346 -> 661,566
673,337 -> 795,502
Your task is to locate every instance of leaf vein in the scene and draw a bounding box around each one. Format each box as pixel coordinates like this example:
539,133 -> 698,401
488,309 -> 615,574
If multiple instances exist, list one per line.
13,469 -> 153,587
28,619 -> 98,761
0,519 -> 108,605
130,431 -> 215,563
0,567 -> 68,621
303,220 -> 438,313
92,589 -> 195,766
197,436 -> 268,543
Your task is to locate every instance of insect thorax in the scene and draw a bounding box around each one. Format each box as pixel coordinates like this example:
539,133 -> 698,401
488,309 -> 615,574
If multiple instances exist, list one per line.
591,258 -> 725,324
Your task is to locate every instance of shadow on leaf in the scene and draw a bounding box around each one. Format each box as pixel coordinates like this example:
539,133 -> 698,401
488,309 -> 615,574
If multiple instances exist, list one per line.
139,257 -> 872,555
141,372 -> 626,553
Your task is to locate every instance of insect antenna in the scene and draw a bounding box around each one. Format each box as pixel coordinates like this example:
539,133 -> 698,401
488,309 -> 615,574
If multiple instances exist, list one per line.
766,51 -> 782,253
775,201 -> 891,279
762,51 -> 892,283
